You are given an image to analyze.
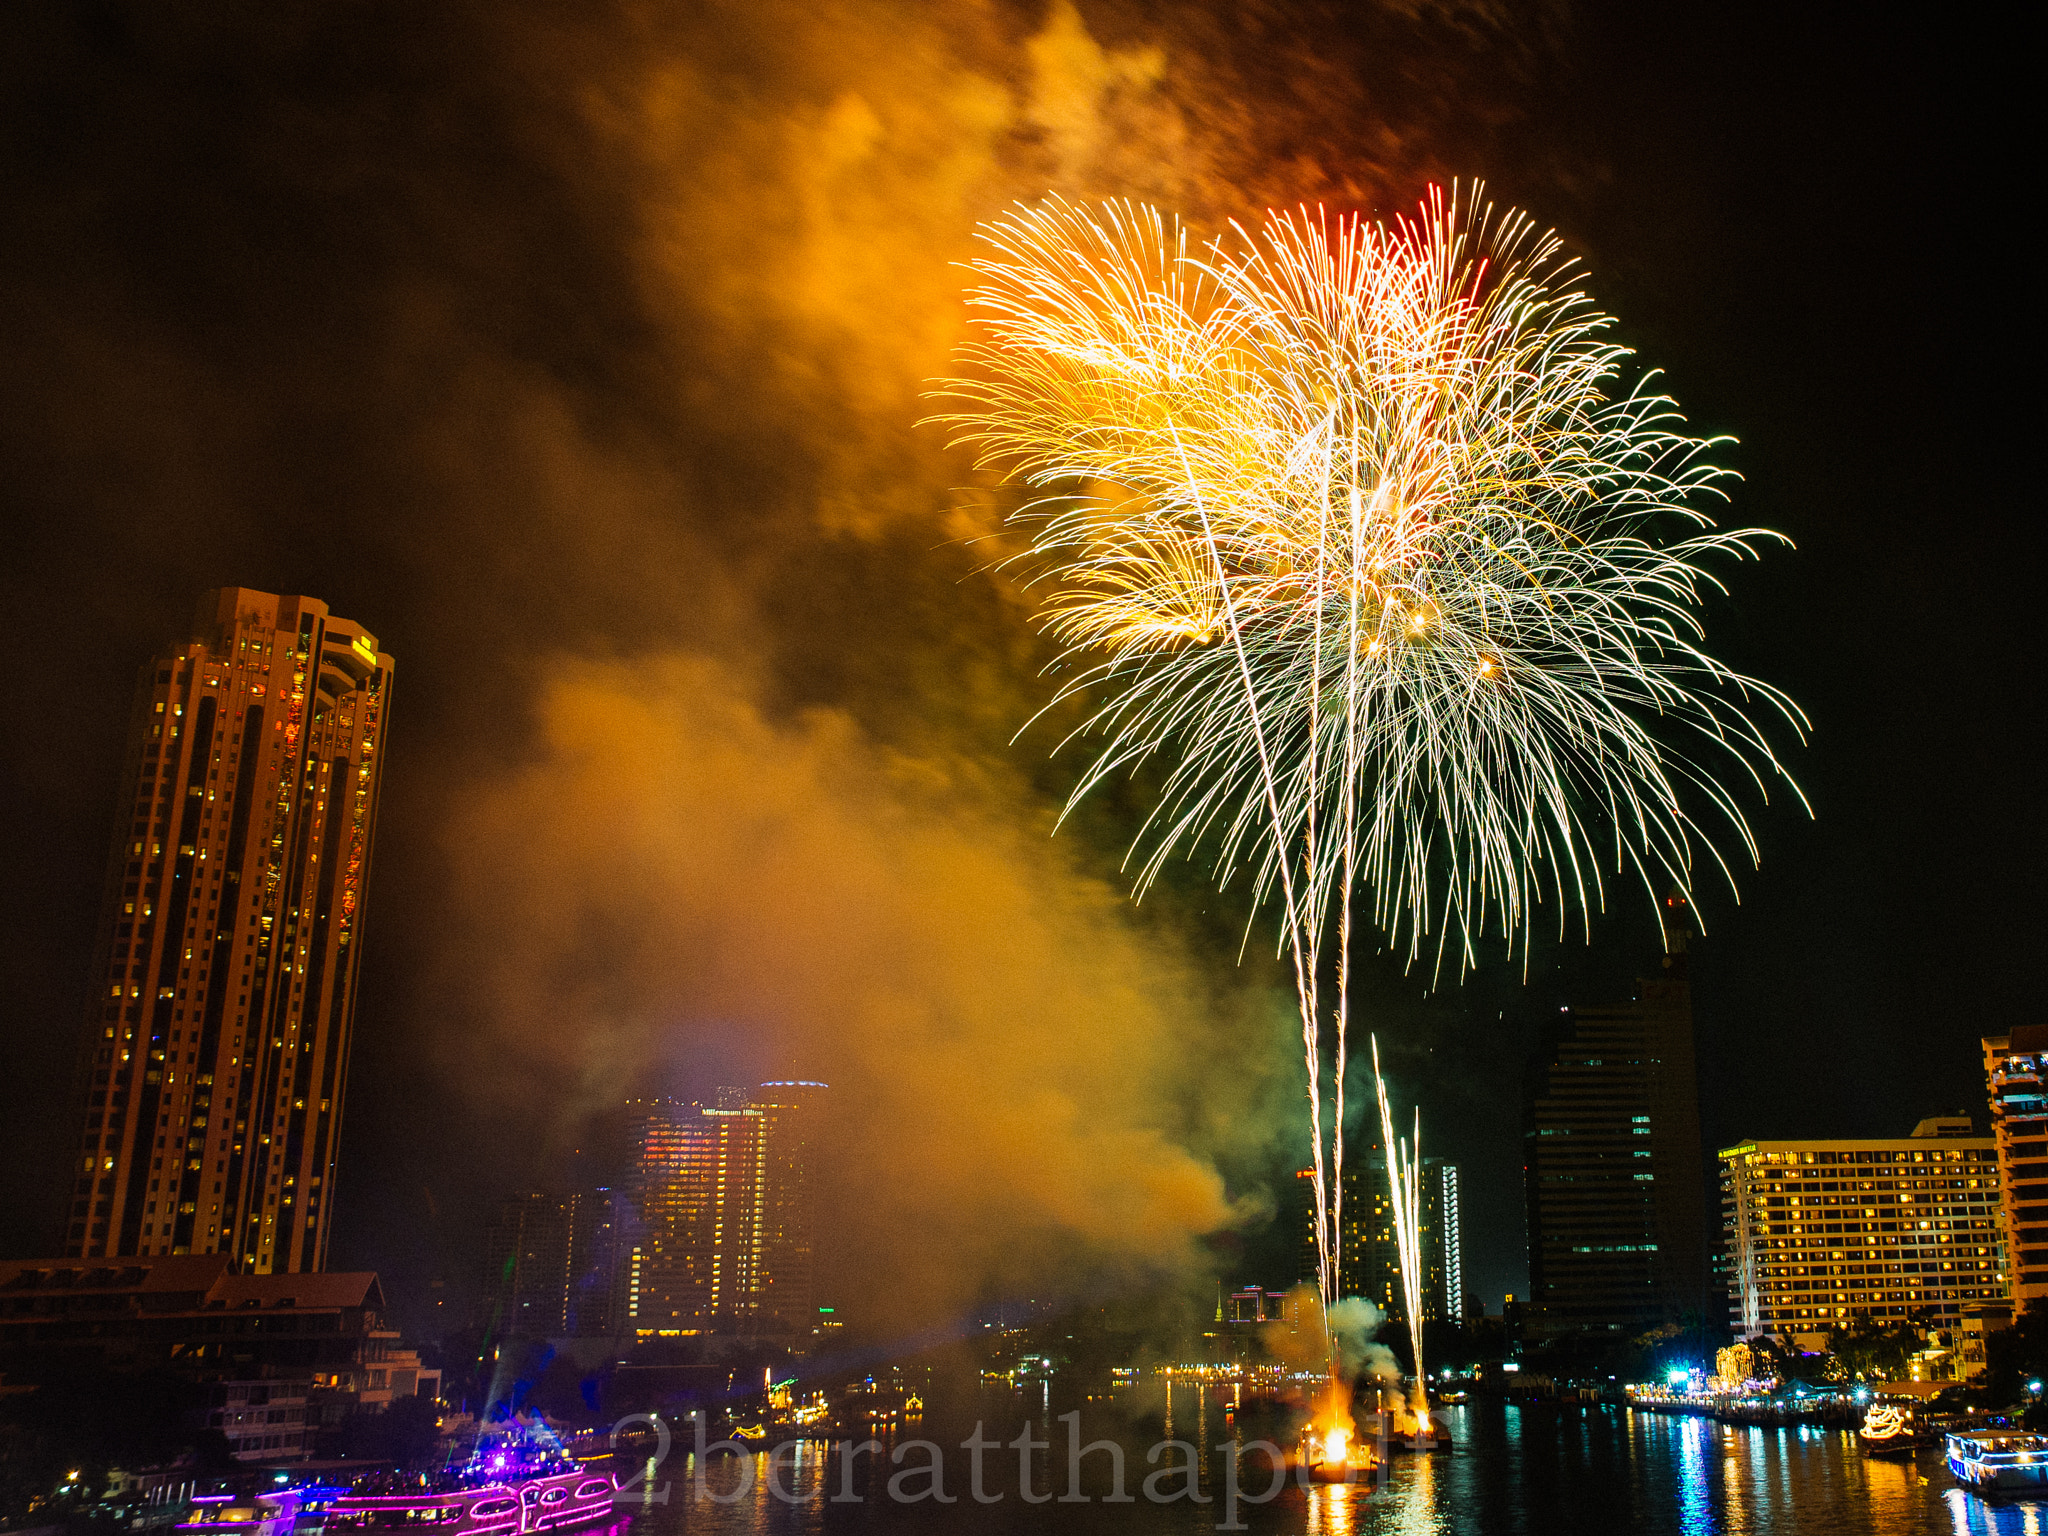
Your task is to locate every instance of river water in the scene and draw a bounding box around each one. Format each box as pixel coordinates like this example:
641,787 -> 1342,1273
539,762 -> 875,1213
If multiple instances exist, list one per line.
592,1394 -> 2048,1535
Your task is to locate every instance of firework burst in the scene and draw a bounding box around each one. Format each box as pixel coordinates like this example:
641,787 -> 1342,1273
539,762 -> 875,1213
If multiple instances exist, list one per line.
932,185 -> 1805,1373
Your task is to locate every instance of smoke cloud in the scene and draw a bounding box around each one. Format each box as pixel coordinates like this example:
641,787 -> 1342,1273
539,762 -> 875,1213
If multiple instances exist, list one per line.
432,653 -> 1285,1324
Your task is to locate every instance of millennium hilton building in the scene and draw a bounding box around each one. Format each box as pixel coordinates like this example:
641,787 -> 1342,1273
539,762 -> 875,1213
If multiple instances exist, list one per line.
1719,1119 -> 2005,1344
1524,892 -> 1708,1334
1983,1029 -> 2048,1305
61,588 -> 392,1272
620,1083 -> 826,1339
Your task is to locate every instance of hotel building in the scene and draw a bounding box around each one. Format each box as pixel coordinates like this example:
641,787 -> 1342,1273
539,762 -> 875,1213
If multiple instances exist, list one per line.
621,1083 -> 825,1336
1719,1119 -> 2006,1341
62,589 -> 392,1271
1983,1028 -> 2048,1305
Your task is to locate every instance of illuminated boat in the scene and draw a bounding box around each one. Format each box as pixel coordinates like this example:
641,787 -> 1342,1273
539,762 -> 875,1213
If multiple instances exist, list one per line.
1858,1403 -> 1935,1457
1946,1428 -> 2048,1493
325,1458 -> 615,1535
177,1491 -> 299,1536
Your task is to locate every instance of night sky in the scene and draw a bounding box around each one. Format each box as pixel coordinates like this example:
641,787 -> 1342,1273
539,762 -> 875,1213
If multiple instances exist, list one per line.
0,1 -> 2030,1334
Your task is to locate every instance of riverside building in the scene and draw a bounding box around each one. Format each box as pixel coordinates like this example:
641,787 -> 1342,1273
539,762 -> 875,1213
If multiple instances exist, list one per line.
1983,1028 -> 2048,1305
1294,1156 -> 1464,1321
1719,1119 -> 2006,1344
62,589 -> 392,1272
621,1083 -> 825,1337
1524,893 -> 1708,1334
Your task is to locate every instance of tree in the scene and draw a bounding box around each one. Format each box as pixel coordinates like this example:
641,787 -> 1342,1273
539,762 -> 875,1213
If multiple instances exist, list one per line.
1825,1317 -> 1921,1381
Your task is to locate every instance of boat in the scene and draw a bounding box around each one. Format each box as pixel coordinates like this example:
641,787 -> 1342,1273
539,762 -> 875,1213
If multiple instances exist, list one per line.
1859,1403 -> 1937,1457
1293,1421 -> 1378,1483
325,1442 -> 616,1536
176,1491 -> 299,1536
1946,1428 -> 2048,1493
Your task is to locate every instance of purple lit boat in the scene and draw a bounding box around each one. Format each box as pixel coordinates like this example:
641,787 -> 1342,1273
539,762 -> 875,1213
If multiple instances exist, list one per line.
177,1491 -> 300,1536
324,1446 -> 615,1536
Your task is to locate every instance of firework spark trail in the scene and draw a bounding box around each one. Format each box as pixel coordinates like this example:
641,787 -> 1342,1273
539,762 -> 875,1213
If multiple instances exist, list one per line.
932,185 -> 1806,1384
1373,1036 -> 1429,1434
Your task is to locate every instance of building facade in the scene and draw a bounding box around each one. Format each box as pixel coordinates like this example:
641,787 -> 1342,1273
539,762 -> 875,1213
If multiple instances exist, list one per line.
481,1186 -> 624,1339
63,589 -> 393,1271
1983,1028 -> 2048,1305
1524,894 -> 1707,1334
1718,1120 -> 2006,1342
1295,1154 -> 1462,1322
621,1084 -> 824,1337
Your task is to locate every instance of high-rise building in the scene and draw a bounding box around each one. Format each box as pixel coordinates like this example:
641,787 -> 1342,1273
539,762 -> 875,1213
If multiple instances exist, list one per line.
1718,1120 -> 2006,1342
483,1192 -> 573,1337
1524,892 -> 1707,1334
1983,1029 -> 2048,1305
62,588 -> 393,1271
1295,1154 -> 1462,1322
564,1187 -> 625,1336
621,1083 -> 826,1336
482,1187 -> 625,1338
1437,1161 -> 1464,1319
755,1082 -> 827,1330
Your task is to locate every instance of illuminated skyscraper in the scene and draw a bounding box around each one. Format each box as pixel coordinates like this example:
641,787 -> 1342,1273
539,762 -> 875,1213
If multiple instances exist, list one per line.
621,1083 -> 826,1336
1524,892 -> 1708,1334
62,588 -> 393,1271
1295,1155 -> 1462,1322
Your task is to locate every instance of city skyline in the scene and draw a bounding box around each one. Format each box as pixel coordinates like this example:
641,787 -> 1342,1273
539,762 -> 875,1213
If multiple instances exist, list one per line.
0,0 -> 2032,1355
11,580 -> 2021,1339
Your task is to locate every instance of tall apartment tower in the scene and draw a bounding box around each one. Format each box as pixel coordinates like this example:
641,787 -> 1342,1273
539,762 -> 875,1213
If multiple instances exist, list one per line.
1294,1154 -> 1462,1322
1524,892 -> 1708,1334
482,1187 -> 624,1338
62,588 -> 392,1271
1982,1029 -> 2048,1305
621,1083 -> 826,1336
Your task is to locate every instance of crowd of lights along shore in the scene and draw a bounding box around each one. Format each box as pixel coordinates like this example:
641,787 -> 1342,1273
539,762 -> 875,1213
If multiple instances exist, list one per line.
934,186 -> 1806,1383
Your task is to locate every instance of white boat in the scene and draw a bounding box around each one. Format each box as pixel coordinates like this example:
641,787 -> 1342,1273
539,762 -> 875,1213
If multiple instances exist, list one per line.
1946,1428 -> 2048,1493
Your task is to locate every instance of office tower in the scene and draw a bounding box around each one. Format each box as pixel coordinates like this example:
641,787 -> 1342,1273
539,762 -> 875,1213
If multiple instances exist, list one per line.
63,588 -> 392,1271
1295,1154 -> 1461,1322
1983,1029 -> 2048,1305
1524,892 -> 1707,1334
620,1084 -> 826,1336
1719,1119 -> 2005,1342
621,1098 -> 699,1336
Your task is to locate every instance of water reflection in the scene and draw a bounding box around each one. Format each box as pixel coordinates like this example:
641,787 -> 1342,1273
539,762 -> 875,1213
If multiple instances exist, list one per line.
622,1399 -> 2048,1533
